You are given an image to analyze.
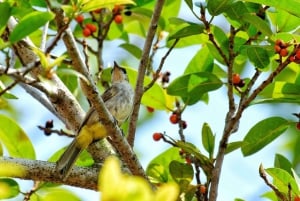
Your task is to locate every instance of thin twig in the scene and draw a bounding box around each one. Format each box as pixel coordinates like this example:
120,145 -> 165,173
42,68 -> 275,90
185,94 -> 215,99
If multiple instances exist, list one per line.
144,38 -> 179,92
127,0 -> 166,147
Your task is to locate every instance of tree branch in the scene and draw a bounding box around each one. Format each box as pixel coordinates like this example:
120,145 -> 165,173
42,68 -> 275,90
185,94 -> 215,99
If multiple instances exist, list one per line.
127,0 -> 166,147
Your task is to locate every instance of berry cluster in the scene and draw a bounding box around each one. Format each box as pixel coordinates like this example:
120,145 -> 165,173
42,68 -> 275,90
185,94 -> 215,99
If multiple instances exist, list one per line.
274,39 -> 289,57
289,48 -> 300,63
75,14 -> 97,37
232,73 -> 245,88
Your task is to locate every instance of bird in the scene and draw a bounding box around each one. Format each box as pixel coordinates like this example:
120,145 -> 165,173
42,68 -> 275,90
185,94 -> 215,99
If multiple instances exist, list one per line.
56,61 -> 134,180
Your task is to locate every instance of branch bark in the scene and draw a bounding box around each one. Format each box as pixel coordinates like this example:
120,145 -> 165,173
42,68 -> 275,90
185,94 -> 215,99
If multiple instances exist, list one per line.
127,0 -> 166,147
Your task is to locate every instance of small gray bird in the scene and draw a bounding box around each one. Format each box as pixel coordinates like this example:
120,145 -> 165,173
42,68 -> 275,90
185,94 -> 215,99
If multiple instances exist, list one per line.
56,61 -> 134,180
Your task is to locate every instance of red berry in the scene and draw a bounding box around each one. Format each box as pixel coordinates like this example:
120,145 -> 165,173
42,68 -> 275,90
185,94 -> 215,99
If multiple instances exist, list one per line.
295,196 -> 300,201
232,73 -> 241,85
85,23 -> 97,33
296,122 -> 300,130
182,121 -> 187,129
274,44 -> 281,53
146,106 -> 154,113
112,5 -> 124,14
114,14 -> 123,24
275,39 -> 283,46
280,48 -> 288,57
185,157 -> 192,164
199,185 -> 206,194
169,113 -> 179,124
296,50 -> 300,60
82,28 -> 91,37
290,55 -> 296,62
75,15 -> 84,23
153,132 -> 163,141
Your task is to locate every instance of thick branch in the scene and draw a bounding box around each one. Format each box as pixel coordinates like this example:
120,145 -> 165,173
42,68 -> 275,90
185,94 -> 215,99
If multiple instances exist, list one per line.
127,0 -> 166,147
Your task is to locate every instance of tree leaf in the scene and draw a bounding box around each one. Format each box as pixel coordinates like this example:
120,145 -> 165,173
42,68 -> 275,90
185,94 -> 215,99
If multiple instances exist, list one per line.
245,46 -> 270,69
0,178 -> 19,199
80,0 -> 135,12
266,168 -> 300,195
119,43 -> 142,59
241,117 -> 289,156
225,141 -> 242,154
169,161 -> 194,183
242,13 -> 272,36
201,123 -> 215,159
0,2 -> 11,35
168,24 -> 204,40
146,147 -> 183,183
0,114 -> 35,159
207,0 -> 233,16
167,72 -> 223,105
243,0 -> 300,18
274,154 -> 292,175
9,11 -> 54,43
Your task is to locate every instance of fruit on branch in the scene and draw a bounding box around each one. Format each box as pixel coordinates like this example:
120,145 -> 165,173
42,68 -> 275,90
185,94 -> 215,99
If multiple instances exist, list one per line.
274,39 -> 289,57
114,14 -> 123,24
294,196 -> 300,201
170,113 -> 179,124
181,120 -> 187,129
296,122 -> 300,130
75,15 -> 84,23
85,23 -> 97,33
279,48 -> 288,57
199,185 -> 207,194
152,132 -> 163,141
112,5 -> 124,15
232,73 -> 241,85
146,106 -> 155,113
82,28 -> 91,37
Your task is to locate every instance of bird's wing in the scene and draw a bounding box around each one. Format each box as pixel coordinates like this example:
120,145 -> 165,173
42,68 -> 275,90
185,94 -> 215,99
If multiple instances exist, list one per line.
101,85 -> 119,102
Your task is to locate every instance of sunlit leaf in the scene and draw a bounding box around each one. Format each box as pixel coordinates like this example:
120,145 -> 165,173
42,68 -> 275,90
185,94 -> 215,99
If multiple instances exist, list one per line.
266,168 -> 300,195
10,11 -> 54,43
80,0 -> 135,12
0,115 -> 35,159
168,24 -> 204,40
146,147 -> 183,183
41,188 -> 80,201
0,178 -> 19,199
241,117 -> 289,156
201,123 -> 215,159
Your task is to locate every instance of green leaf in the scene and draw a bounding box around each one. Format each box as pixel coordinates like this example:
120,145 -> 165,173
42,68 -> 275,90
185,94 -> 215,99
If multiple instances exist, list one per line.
168,24 -> 204,40
167,72 -> 223,105
146,147 -> 183,183
169,161 -> 194,183
225,141 -> 242,154
80,0 -> 135,12
245,46 -> 270,69
242,13 -> 272,36
266,168 -> 300,195
119,43 -> 142,59
241,117 -> 289,156
292,169 -> 300,191
184,0 -> 193,12
242,0 -> 300,18
40,188 -> 80,201
9,11 -> 54,43
201,123 -> 215,159
0,178 -> 19,199
184,46 -> 214,74
274,154 -> 292,175
0,2 -> 11,35
207,0 -> 233,16
175,141 -> 214,178
0,114 -> 35,159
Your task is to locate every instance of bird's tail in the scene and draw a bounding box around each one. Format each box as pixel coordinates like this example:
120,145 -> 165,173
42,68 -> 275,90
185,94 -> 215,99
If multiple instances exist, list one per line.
56,139 -> 82,180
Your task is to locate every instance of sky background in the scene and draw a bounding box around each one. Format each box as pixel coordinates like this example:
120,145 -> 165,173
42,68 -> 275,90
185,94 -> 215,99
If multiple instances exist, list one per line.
3,1 -> 299,201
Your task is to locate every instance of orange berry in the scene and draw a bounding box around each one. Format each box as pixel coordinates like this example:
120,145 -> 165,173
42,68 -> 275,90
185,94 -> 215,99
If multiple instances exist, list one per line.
274,44 -> 281,53
275,39 -> 283,46
279,48 -> 288,57
199,185 -> 206,194
85,23 -> 97,33
296,122 -> 300,130
82,28 -> 91,37
112,5 -> 124,14
93,8 -> 102,14
290,55 -> 296,62
153,132 -> 163,141
295,196 -> 300,201
232,73 -> 241,85
114,14 -> 123,24
75,15 -> 84,23
169,113 -> 179,124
